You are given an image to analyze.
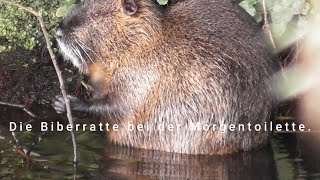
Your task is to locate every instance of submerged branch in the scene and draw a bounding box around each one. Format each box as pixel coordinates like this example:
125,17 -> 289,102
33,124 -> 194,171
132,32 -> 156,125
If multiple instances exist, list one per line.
26,131 -> 47,156
0,134 -> 31,161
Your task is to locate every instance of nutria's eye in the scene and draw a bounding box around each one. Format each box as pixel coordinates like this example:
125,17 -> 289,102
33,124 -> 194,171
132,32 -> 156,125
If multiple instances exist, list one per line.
123,0 -> 138,16
91,13 -> 100,19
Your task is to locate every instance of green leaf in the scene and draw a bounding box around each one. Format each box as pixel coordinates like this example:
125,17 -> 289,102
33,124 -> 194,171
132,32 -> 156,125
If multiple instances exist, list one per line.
56,6 -> 68,18
253,13 -> 262,23
81,81 -> 95,92
0,45 -> 6,52
239,1 -> 257,17
67,0 -> 77,4
56,4 -> 75,18
157,0 -> 169,5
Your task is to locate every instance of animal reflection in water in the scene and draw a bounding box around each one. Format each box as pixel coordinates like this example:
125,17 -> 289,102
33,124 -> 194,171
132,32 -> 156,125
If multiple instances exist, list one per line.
98,145 -> 277,179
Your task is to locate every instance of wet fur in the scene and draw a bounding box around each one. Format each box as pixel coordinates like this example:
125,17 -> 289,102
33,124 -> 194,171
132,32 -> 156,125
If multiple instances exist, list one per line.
55,0 -> 278,154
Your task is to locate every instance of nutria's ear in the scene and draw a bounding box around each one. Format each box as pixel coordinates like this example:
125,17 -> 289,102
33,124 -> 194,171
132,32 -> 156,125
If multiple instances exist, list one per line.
123,0 -> 138,16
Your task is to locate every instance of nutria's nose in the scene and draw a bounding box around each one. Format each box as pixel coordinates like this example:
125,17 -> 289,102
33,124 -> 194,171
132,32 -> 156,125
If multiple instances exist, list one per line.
58,13 -> 82,33
58,20 -> 68,32
56,29 -> 63,39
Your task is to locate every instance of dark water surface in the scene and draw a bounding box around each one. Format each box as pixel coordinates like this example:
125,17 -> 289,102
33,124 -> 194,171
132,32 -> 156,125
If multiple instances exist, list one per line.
0,106 -> 319,180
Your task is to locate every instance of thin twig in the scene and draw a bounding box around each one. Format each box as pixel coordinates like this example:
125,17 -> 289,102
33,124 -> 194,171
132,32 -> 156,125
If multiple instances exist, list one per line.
10,131 -> 31,162
11,131 -> 21,148
0,124 -> 65,172
0,133 -> 71,173
26,131 -> 47,156
276,116 -> 295,121
92,153 -> 106,178
261,0 -> 287,82
262,0 -> 276,50
0,0 -> 78,163
0,101 -> 37,118
0,135 -> 31,161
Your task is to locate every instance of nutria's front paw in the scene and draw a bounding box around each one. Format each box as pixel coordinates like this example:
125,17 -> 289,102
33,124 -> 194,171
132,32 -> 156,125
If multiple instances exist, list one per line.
53,95 -> 66,114
53,95 -> 90,114
52,95 -> 80,114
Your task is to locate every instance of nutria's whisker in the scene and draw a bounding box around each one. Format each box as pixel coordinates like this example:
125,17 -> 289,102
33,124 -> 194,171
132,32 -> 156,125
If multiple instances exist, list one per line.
71,44 -> 87,73
75,40 -> 95,65
76,40 -> 101,59
76,40 -> 108,67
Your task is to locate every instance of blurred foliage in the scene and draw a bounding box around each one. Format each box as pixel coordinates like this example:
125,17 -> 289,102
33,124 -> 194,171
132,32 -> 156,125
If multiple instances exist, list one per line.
157,0 -> 169,5
0,0 -> 66,52
240,0 -> 312,49
56,0 -> 76,17
0,0 -> 314,52
0,0 -> 169,52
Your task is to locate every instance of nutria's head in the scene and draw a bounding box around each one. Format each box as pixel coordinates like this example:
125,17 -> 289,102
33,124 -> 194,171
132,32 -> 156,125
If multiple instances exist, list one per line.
56,0 -> 162,73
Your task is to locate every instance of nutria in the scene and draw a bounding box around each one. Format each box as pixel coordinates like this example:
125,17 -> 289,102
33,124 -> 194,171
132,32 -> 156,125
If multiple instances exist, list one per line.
53,0 -> 278,154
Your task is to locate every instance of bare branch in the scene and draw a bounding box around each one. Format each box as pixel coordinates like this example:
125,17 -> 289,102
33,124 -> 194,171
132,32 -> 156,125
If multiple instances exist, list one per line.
0,0 -> 78,163
26,131 -> 47,156
0,101 -> 37,117
0,134 -> 31,161
262,0 -> 276,50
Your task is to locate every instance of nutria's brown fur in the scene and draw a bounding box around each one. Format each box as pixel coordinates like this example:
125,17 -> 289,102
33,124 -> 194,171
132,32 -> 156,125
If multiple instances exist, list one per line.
54,0 -> 278,154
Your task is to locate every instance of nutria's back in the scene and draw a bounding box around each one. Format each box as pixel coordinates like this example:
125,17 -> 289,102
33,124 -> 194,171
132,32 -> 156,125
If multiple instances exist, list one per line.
55,0 -> 278,154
